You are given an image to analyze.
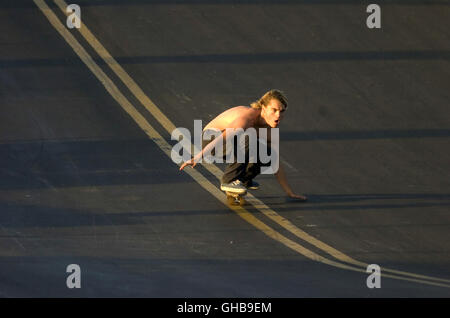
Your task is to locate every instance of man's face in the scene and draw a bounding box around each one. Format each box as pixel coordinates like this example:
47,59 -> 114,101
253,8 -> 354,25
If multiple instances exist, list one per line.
262,98 -> 286,128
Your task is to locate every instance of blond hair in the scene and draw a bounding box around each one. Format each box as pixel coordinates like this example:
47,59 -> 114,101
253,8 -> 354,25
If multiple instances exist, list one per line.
250,89 -> 288,110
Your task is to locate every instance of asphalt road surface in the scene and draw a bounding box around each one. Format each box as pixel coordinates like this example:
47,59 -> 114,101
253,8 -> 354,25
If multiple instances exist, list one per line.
1,0 -> 449,297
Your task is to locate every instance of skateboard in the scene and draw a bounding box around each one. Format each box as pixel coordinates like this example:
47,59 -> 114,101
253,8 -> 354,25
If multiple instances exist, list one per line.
225,190 -> 247,206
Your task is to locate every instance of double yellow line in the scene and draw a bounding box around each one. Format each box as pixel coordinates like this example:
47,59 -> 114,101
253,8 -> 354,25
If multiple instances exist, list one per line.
34,0 -> 450,289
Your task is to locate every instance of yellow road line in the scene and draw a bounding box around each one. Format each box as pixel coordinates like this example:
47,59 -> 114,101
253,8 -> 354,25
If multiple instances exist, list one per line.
36,0 -> 450,288
54,0 -> 177,133
245,195 -> 450,284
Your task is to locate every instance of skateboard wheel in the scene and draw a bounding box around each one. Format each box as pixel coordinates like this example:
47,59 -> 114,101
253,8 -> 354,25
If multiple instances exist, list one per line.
227,195 -> 237,205
225,191 -> 246,206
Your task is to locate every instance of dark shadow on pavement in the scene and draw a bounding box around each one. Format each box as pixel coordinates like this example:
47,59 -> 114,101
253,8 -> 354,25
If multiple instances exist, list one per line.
3,0 -> 449,9
2,50 -> 450,69
0,138 -> 188,190
280,129 -> 450,141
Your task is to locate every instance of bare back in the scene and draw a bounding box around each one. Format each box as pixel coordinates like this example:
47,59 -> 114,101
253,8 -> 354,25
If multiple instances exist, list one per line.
203,106 -> 261,132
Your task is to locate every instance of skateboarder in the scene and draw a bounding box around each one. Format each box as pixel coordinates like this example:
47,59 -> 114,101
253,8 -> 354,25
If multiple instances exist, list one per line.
179,89 -> 307,201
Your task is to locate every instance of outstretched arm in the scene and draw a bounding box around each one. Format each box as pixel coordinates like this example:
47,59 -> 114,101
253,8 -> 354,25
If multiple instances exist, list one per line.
179,129 -> 225,171
275,164 -> 307,201
179,116 -> 250,171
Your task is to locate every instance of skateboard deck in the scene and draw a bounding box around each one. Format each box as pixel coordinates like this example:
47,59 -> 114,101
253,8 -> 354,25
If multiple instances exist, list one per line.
225,190 -> 247,206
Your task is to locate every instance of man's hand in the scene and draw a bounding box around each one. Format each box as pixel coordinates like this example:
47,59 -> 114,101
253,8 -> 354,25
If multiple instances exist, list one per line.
288,192 -> 308,202
275,165 -> 307,202
179,158 -> 197,171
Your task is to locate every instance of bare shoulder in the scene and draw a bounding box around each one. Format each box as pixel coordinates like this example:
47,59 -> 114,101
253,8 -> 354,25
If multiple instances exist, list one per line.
229,106 -> 259,127
228,105 -> 253,115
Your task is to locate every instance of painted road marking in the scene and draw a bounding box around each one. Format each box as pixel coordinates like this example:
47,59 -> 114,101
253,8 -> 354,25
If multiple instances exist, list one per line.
35,0 -> 450,288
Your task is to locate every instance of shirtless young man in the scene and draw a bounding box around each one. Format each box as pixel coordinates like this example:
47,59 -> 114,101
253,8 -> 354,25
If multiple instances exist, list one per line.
179,89 -> 307,201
